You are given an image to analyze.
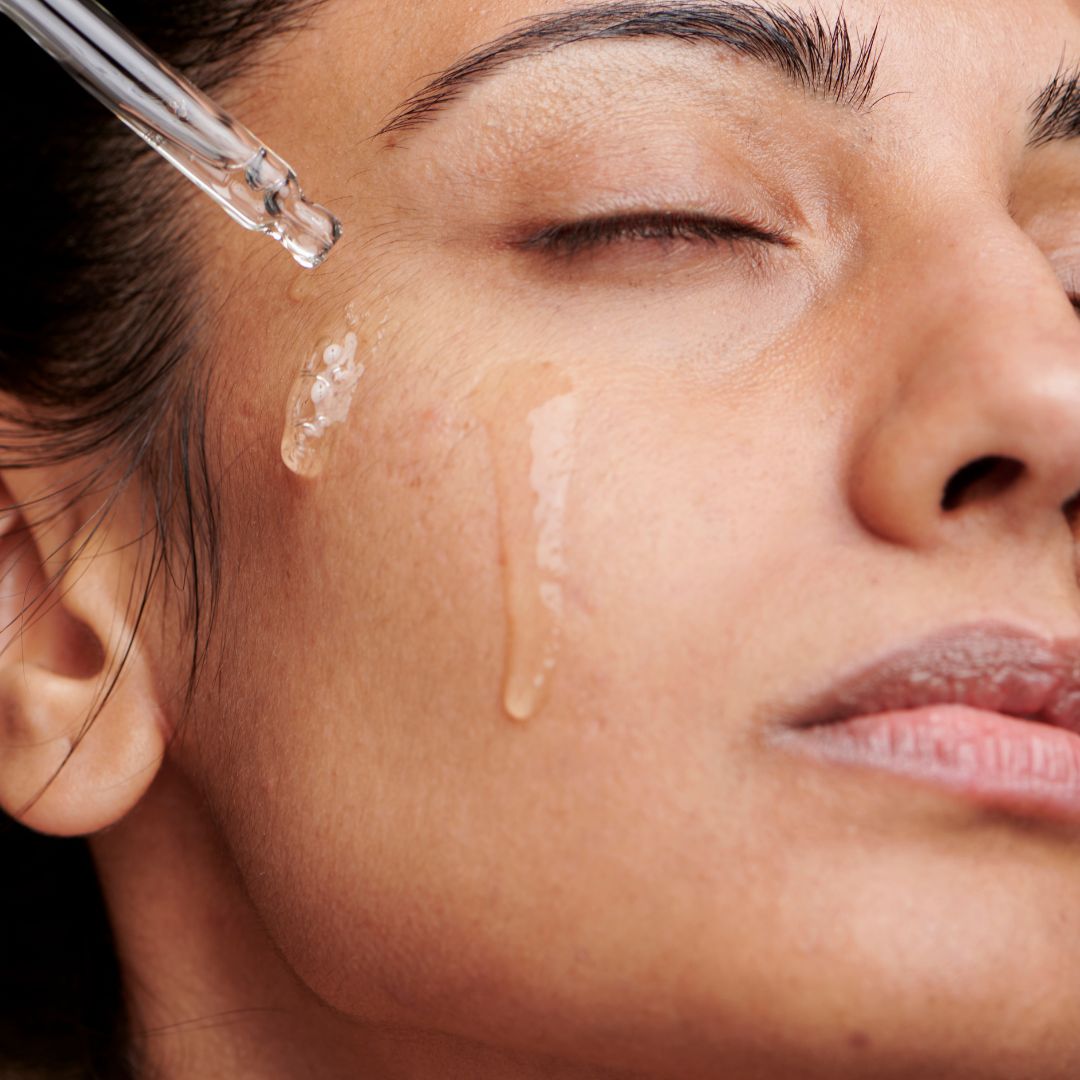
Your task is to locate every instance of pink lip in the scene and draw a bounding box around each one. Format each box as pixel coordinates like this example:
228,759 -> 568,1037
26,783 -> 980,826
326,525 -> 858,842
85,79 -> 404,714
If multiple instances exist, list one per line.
768,620 -> 1080,821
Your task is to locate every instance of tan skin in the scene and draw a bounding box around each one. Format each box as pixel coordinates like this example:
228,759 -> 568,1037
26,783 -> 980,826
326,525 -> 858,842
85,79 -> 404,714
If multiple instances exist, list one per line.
3,0 -> 1080,1076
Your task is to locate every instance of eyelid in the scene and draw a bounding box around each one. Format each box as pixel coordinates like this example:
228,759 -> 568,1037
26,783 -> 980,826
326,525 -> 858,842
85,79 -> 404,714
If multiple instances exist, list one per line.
511,210 -> 796,257
1062,269 -> 1080,312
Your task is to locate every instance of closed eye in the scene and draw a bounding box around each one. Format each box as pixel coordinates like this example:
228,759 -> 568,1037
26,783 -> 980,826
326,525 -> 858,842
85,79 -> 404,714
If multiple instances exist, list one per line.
513,211 -> 794,258
1063,272 -> 1080,315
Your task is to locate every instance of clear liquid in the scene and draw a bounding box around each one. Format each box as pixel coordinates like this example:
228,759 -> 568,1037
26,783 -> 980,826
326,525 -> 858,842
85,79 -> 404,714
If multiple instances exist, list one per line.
281,328 -> 365,478
472,364 -> 579,721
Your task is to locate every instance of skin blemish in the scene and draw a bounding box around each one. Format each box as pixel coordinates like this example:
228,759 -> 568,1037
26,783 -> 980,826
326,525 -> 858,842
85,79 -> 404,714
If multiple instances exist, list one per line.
472,362 -> 580,722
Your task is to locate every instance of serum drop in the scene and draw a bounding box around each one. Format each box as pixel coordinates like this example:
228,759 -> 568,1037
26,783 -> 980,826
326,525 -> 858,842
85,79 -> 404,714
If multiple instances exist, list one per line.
281,308 -> 366,478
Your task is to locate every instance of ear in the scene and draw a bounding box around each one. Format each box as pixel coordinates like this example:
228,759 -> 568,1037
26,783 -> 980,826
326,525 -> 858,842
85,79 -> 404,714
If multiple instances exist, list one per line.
0,468 -> 167,837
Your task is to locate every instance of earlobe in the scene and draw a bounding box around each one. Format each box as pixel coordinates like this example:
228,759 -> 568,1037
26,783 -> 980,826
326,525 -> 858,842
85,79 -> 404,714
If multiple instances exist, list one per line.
0,650 -> 166,837
0,478 -> 167,837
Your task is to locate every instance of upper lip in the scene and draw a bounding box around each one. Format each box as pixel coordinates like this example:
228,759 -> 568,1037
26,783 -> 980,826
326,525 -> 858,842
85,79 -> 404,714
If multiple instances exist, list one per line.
783,621 -> 1080,735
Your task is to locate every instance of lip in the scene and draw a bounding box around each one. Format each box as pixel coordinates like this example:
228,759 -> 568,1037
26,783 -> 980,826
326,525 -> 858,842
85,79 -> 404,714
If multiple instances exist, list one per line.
768,621 -> 1080,821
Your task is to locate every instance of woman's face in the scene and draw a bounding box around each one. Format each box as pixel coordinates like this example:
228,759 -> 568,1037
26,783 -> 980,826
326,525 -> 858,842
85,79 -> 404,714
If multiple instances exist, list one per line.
165,0 -> 1080,1074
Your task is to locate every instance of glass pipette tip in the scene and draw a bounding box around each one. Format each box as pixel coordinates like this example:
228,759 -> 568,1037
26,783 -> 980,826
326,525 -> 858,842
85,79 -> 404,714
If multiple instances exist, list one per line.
1,0 -> 342,269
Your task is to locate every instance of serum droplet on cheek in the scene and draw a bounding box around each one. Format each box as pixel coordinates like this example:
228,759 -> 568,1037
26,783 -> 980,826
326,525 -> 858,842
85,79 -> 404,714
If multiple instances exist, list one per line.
280,304 -> 378,478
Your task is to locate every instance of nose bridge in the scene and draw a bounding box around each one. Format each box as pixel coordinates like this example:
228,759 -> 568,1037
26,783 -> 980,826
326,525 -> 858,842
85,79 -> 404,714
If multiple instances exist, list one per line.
916,218 -> 1076,372
847,210 -> 1080,549
911,214 -> 1080,442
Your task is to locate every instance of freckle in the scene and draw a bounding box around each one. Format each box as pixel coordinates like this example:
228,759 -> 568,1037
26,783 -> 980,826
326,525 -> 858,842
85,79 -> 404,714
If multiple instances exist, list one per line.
848,1031 -> 871,1050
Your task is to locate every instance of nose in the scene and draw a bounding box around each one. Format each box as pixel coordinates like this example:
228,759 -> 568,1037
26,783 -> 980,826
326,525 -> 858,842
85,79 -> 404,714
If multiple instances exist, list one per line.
848,217 -> 1080,551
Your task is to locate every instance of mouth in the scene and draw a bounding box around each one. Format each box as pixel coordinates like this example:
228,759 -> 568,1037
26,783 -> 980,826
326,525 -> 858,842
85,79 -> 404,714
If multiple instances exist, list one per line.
767,621 -> 1080,823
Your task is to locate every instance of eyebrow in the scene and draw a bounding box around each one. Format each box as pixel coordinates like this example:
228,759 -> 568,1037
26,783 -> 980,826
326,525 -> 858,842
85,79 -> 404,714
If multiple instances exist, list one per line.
376,0 -> 885,138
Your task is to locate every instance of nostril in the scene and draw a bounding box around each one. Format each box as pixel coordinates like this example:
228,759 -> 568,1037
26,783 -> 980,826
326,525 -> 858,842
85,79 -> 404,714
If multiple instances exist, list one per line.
941,456 -> 1026,512
1065,489 -> 1080,525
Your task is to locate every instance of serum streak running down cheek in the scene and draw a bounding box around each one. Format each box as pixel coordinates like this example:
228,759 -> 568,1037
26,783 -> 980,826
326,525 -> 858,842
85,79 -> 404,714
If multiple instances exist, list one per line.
473,364 -> 580,722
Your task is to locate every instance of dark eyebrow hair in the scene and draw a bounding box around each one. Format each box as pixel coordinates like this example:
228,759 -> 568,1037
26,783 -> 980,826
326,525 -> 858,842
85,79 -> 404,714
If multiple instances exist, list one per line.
376,0 -> 884,139
1029,62 -> 1080,148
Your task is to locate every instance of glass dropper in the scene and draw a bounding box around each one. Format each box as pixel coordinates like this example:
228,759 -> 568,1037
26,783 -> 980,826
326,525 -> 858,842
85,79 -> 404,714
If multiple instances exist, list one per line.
1,0 -> 342,269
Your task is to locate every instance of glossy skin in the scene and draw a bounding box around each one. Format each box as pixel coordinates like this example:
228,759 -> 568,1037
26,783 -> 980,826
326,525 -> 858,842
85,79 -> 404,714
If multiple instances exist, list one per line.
5,1 -> 1080,1077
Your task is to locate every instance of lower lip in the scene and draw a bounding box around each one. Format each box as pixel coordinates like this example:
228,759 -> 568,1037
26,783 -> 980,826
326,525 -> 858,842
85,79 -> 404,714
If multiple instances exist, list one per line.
774,704 -> 1080,822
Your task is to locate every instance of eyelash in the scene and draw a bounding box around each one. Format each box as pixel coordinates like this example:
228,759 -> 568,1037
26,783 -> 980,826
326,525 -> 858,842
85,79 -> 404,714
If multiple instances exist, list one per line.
514,211 -> 792,257
514,217 -> 1080,313
1064,271 -> 1080,314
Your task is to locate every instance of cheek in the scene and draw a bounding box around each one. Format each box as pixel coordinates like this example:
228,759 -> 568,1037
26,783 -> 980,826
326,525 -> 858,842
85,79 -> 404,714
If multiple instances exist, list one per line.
191,318 -> 845,1052
561,373 -> 807,700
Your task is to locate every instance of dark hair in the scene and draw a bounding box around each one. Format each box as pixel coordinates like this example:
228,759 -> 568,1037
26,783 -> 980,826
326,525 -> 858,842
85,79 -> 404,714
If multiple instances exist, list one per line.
0,2 -> 323,1075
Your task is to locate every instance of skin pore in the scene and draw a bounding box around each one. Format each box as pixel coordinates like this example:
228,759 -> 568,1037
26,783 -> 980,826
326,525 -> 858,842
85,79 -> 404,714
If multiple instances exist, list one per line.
5,0 -> 1080,1077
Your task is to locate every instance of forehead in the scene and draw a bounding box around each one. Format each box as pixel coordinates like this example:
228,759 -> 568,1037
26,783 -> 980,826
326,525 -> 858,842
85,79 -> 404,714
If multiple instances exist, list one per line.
253,0 -> 1080,266
335,1 -> 1080,145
